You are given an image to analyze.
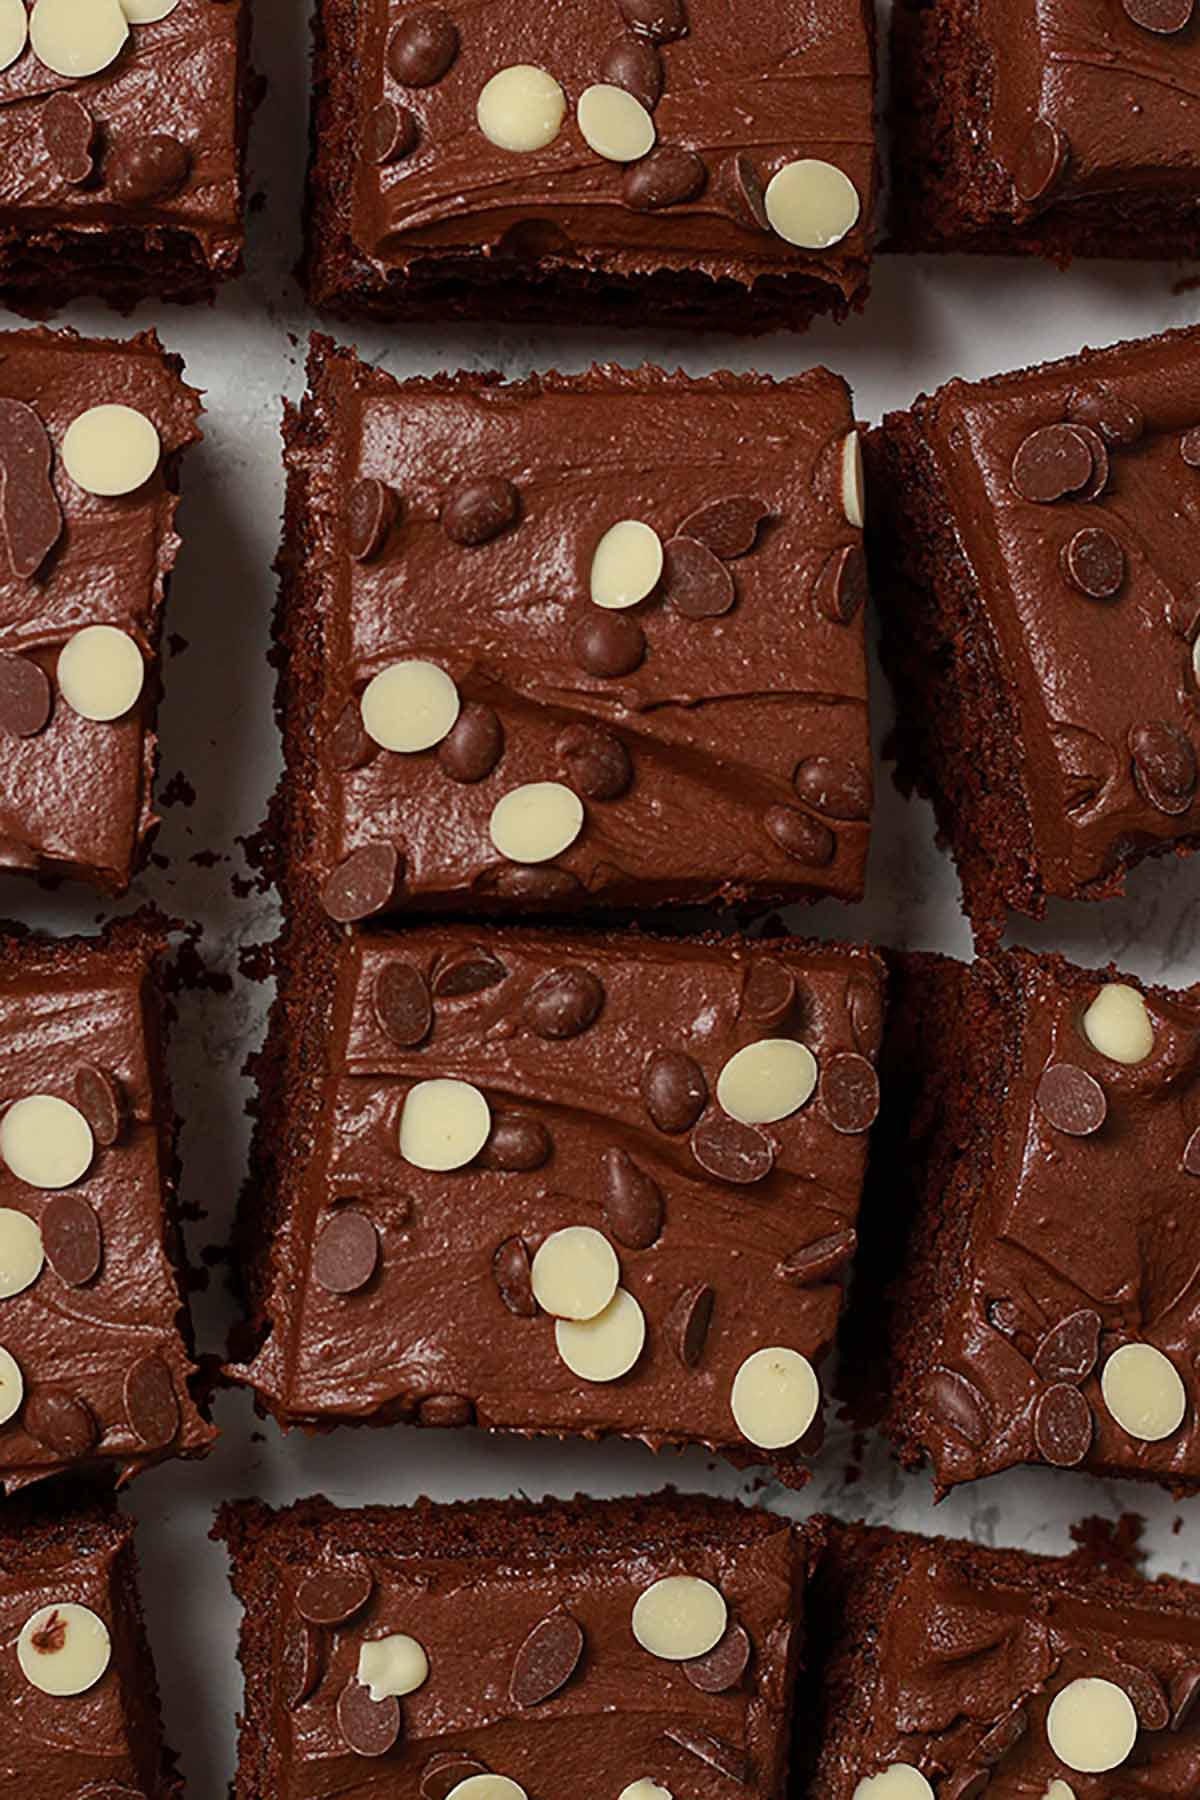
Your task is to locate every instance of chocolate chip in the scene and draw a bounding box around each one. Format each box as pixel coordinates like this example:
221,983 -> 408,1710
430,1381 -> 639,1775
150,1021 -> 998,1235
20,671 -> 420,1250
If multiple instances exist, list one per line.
108,134 -> 191,204
421,1756 -> 489,1800
1034,1308 -> 1101,1382
764,805 -> 836,866
940,1770 -> 990,1800
1123,0 -> 1193,29
313,1210 -> 379,1295
296,1557 -> 373,1626
42,1194 -> 102,1287
1063,525 -> 1124,598
1182,427 -> 1200,467
1068,387 -> 1144,447
976,1705 -> 1027,1764
1013,117 -> 1069,204
282,1619 -> 323,1710
418,1394 -> 474,1426
348,478 -> 398,562
0,655 -> 51,738
665,1280 -> 714,1367
432,947 -> 507,997
602,1147 -> 664,1248
388,8 -> 458,84
441,476 -> 519,546
492,866 -> 582,902
623,146 -> 707,211
366,98 -> 418,164
0,398 -> 62,580
661,535 -> 735,617
437,702 -> 504,782
743,960 -> 795,1030
926,1367 -> 990,1446
822,1052 -> 880,1134
493,1236 -> 536,1316
1036,1063 -> 1107,1135
42,94 -> 95,184
793,755 -> 871,820
684,1622 -> 751,1693
678,494 -> 768,560
1034,1382 -> 1093,1467
813,544 -> 868,625
601,36 -> 663,108
618,0 -> 687,38
1185,1126 -> 1200,1175
75,1062 -> 123,1147
572,611 -> 646,677
337,1679 -> 401,1758
478,1113 -> 551,1172
1011,423 -> 1093,502
373,962 -> 432,1047
1115,1661 -> 1170,1730
1130,720 -> 1197,814
509,1609 -> 584,1708
321,843 -> 402,921
1170,1666 -> 1200,1729
523,965 -> 604,1038
642,1049 -> 707,1133
556,721 -> 632,799
728,153 -> 769,230
691,1114 -> 774,1184
123,1355 -> 180,1448
330,700 -> 377,772
847,975 -> 884,1056
1068,423 -> 1110,501
665,1726 -> 749,1784
777,1228 -> 857,1284
25,1388 -> 97,1457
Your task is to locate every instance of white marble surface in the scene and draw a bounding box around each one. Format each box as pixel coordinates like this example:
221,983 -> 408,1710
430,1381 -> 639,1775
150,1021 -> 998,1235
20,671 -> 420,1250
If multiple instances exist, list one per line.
4,2 -> 1200,1791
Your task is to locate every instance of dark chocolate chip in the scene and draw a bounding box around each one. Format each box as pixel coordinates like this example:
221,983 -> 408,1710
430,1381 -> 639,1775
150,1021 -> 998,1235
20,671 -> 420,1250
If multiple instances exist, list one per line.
691,1114 -> 774,1184
793,755 -> 871,820
418,1394 -> 475,1426
602,1147 -> 665,1248
1063,525 -> 1124,598
1068,387 -> 1144,447
847,974 -> 883,1056
822,1052 -> 880,1134
42,1194 -> 102,1287
0,655 -> 51,738
618,0 -> 687,38
678,494 -> 768,560
434,947 -> 508,997
1115,1661 -> 1170,1730
777,1228 -> 857,1285
940,1769 -> 990,1800
623,146 -> 707,211
492,866 -> 582,902
813,544 -> 868,625
742,960 -> 795,1030
74,1062 -> 123,1147
373,962 -> 432,1047
42,93 -> 95,184
296,1557 -> 373,1626
387,8 -> 458,84
24,1388 -> 97,1457
421,1756 -> 489,1800
108,133 -> 191,204
321,843 -> 402,922
493,1236 -> 537,1315
556,721 -> 632,799
437,702 -> 504,782
123,1355 -> 180,1448
1123,0 -> 1194,29
329,700 -> 377,772
684,1621 -> 751,1693
1185,1125 -> 1200,1175
763,805 -> 836,866
661,535 -> 735,617
348,477 -> 399,562
1170,1665 -> 1200,1730
478,1113 -> 552,1172
313,1209 -> 380,1295
1013,117 -> 1068,204
572,611 -> 646,678
728,152 -> 769,230
365,98 -> 418,164
441,475 -> 520,546
0,398 -> 63,580
601,36 -> 663,108
665,1280 -> 714,1367
641,1048 -> 707,1133
1130,720 -> 1197,814
1182,427 -> 1200,467
1036,1063 -> 1107,1136
282,1619 -> 323,1711
665,1726 -> 749,1784
1068,422 -> 1110,502
509,1609 -> 584,1707
1034,1382 -> 1093,1467
337,1679 -> 401,1758
1033,1308 -> 1101,1382
523,965 -> 604,1038
975,1705 -> 1027,1764
1011,423 -> 1093,502
926,1367 -> 990,1447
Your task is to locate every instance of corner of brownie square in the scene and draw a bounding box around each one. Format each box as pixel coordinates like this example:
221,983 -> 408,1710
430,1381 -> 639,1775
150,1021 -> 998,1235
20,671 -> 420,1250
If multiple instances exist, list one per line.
277,336 -> 871,921
305,0 -> 877,330
0,912 -> 215,1493
868,324 -> 1200,940
216,1489 -> 808,1799
228,910 -> 885,1478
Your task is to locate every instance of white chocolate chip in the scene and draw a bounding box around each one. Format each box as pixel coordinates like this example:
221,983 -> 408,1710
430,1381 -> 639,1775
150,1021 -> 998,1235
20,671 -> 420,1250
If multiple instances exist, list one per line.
1100,1342 -> 1186,1441
120,0 -> 179,19
1043,1784 -> 1076,1800
357,1634 -> 429,1701
1193,637 -> 1200,686
1046,1677 -> 1137,1773
620,1785 -> 672,1800
0,1210 -> 43,1299
399,1078 -> 491,1172
0,0 -> 28,72
477,64 -> 565,151
717,1038 -> 817,1124
555,1287 -> 645,1382
30,0 -> 127,76
18,1603 -> 111,1695
631,1576 -> 727,1661
489,782 -> 583,864
842,431 -> 865,528
57,625 -> 145,722
0,1344 -> 23,1424
360,660 -> 460,753
1082,983 -> 1153,1064
731,1346 -> 820,1448
590,519 -> 663,609
0,1095 -> 94,1189
851,1769 -> 934,1800
765,158 -> 861,249
446,1781 -> 527,1800
577,84 -> 655,162
531,1226 -> 619,1321
61,403 -> 159,495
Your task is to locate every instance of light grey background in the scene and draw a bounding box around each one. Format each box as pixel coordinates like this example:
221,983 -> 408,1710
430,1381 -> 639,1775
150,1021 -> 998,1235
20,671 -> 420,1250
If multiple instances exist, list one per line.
3,3 -> 1200,1791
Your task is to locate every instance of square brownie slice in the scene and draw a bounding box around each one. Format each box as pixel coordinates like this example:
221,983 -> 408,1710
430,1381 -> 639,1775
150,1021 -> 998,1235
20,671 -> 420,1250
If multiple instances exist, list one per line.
851,947 -> 1200,1496
0,913 -> 215,1494
228,914 -> 884,1479
216,1491 -> 808,1800
869,324 -> 1200,941
803,1521 -> 1200,1800
0,0 -> 251,311
0,325 -> 201,894
306,0 -> 877,332
0,1498 -> 182,1798
279,337 -> 871,923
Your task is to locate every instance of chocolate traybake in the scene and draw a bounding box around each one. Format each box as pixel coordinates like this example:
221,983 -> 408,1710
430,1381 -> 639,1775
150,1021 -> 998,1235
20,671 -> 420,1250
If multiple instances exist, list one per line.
217,1490 -> 808,1799
278,337 -> 872,923
869,324 -> 1200,941
228,915 -> 885,1478
305,0 -> 878,330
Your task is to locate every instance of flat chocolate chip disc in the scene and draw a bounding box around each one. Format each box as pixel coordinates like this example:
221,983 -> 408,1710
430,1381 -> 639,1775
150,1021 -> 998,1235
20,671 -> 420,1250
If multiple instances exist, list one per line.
365,98 -> 418,165
1013,117 -> 1069,205
691,1114 -> 774,1183
296,1556 -> 374,1626
1182,426 -> 1200,467
1130,720 -> 1197,814
777,1227 -> 857,1285
523,965 -> 604,1038
764,805 -> 836,866
1033,1308 -> 1101,1382
728,152 -> 769,230
623,145 -> 707,211
1036,1063 -> 1107,1135
1011,422 -> 1093,502
1063,525 -> 1124,598
556,721 -> 632,799
1170,1666 -> 1200,1730
603,1147 -> 664,1248
74,1062 -> 124,1147
282,1619 -> 323,1711
601,36 -> 663,108
743,960 -> 795,1030
847,974 -> 884,1055
329,700 -> 377,772
421,1756 -> 489,1800
926,1366 -> 990,1446
441,475 -> 519,546
665,1726 -> 750,1784
509,1608 -> 584,1707
313,1209 -> 379,1295
321,843 -> 401,922
1184,1125 -> 1200,1175
822,1052 -> 880,1133
373,962 -> 432,1047
1034,1382 -> 1093,1467
0,398 -> 62,581
813,543 -> 868,624
1068,386 -> 1144,446
0,653 -> 52,738
433,948 -> 507,997
42,1194 -> 102,1286
25,1388 -> 97,1457
42,92 -> 96,183
683,1621 -> 751,1692
337,1679 -> 401,1757
1122,0 -> 1194,30
348,477 -> 398,562
678,493 -> 768,559
662,535 -> 736,617
642,1049 -> 707,1133
437,702 -> 504,782
492,1236 -> 536,1316
572,610 -> 646,678
665,1279 -> 714,1367
1115,1660 -> 1170,1729
124,1355 -> 180,1448
976,1705 -> 1027,1764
